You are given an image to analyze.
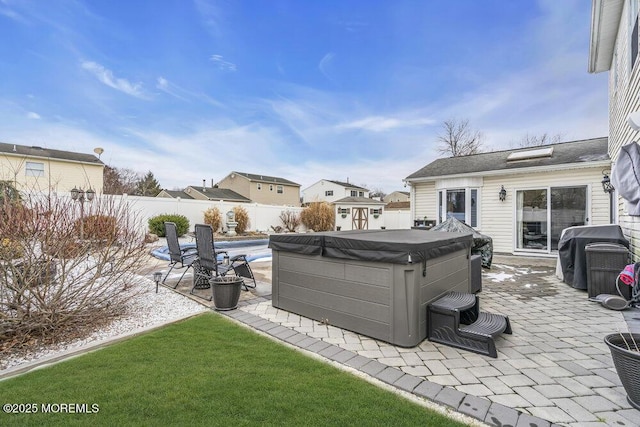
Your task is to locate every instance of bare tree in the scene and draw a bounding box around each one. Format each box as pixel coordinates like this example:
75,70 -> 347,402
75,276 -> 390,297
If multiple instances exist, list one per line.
368,188 -> 387,200
516,132 -> 564,147
103,166 -> 140,195
357,183 -> 386,200
437,118 -> 483,157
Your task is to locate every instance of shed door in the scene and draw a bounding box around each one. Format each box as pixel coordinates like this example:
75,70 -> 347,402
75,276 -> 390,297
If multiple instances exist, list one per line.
352,208 -> 368,230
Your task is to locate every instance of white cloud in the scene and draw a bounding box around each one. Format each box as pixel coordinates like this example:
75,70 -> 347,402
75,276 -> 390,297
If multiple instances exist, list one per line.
155,76 -> 224,107
210,55 -> 237,72
0,6 -> 26,23
26,111 -> 41,119
318,52 -> 335,81
338,116 -> 435,132
80,61 -> 147,99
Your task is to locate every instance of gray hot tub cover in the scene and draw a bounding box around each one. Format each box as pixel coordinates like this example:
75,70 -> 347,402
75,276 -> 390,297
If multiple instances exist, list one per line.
429,217 -> 493,268
269,229 -> 472,265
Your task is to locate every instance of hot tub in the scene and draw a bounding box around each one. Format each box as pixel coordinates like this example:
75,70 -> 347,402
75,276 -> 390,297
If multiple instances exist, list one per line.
269,229 -> 473,347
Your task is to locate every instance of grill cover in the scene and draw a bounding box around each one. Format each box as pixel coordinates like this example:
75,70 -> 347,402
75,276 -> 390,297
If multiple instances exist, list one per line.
558,225 -> 629,290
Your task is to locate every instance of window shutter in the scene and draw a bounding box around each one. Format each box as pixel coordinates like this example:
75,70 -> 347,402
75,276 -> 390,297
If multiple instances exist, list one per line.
633,16 -> 639,70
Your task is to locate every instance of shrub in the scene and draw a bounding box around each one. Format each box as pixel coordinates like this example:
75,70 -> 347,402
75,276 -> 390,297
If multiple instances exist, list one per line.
0,193 -> 147,352
300,202 -> 335,231
148,214 -> 189,237
0,238 -> 23,259
233,206 -> 250,234
279,210 -> 301,232
203,207 -> 222,232
75,215 -> 118,241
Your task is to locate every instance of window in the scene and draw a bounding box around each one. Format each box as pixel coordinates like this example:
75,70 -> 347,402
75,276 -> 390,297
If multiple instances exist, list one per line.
25,161 -> 44,177
350,190 -> 357,197
338,208 -> 350,214
437,188 -> 478,227
277,185 -> 283,194
370,208 -> 382,215
359,191 -> 364,197
257,183 -> 262,190
325,190 -> 333,196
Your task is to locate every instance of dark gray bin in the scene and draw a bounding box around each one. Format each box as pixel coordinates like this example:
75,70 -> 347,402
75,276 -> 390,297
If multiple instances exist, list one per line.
270,230 -> 473,347
585,243 -> 630,299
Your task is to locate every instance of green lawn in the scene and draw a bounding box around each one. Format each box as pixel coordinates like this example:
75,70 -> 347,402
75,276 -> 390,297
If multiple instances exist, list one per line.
0,313 -> 467,426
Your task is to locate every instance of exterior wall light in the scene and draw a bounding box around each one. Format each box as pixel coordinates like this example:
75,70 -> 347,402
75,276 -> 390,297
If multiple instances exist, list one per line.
602,171 -> 615,194
499,186 -> 507,202
70,187 -> 95,240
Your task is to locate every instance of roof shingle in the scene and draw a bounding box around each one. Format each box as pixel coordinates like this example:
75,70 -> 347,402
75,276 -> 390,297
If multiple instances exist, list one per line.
406,137 -> 609,180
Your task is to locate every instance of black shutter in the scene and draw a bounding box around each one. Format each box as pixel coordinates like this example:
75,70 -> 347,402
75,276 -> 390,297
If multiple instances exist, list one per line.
633,16 -> 639,70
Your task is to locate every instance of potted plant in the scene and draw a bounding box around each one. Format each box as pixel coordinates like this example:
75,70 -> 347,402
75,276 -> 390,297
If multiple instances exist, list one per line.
211,275 -> 243,310
604,332 -> 640,409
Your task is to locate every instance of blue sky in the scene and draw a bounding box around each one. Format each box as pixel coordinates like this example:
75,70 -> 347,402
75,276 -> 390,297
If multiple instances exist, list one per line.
0,0 -> 608,193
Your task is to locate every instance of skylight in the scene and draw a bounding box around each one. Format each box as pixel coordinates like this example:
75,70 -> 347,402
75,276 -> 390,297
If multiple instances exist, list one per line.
507,147 -> 554,161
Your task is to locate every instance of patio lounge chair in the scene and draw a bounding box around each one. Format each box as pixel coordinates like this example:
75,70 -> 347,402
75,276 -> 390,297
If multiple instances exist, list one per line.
162,222 -> 198,288
191,224 -> 256,300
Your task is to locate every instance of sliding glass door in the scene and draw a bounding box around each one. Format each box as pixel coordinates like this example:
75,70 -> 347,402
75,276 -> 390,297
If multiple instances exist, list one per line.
550,187 -> 587,250
516,189 -> 548,251
515,186 -> 587,253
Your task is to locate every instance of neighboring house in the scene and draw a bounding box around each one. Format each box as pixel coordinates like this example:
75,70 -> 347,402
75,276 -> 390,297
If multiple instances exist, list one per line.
158,185 -> 250,203
589,0 -> 640,260
0,142 -> 104,194
216,172 -> 300,206
334,196 -> 386,231
383,191 -> 410,203
404,138 -> 612,255
302,179 -> 369,204
156,189 -> 194,199
385,201 -> 410,211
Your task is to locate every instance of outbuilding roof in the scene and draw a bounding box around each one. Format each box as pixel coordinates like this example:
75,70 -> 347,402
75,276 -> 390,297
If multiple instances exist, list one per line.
334,196 -> 385,205
159,190 -> 194,199
0,142 -> 104,165
405,137 -> 609,181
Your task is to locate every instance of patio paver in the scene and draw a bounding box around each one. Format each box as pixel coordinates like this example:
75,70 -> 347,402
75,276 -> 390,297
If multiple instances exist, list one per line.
166,254 -> 640,426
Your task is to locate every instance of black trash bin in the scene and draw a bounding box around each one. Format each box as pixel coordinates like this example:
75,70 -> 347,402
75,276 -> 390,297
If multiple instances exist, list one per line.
585,243 -> 630,299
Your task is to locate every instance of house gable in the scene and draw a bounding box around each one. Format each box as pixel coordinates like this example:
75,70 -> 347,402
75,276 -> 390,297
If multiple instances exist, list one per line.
0,142 -> 104,193
302,179 -> 370,204
217,171 -> 300,206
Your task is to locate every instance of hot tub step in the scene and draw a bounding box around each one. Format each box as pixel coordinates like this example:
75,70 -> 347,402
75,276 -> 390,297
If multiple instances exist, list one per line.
427,292 -> 511,358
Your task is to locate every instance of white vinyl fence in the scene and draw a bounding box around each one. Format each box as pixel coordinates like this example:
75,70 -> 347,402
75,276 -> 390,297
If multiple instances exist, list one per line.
110,195 -> 304,234
98,195 -> 413,234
